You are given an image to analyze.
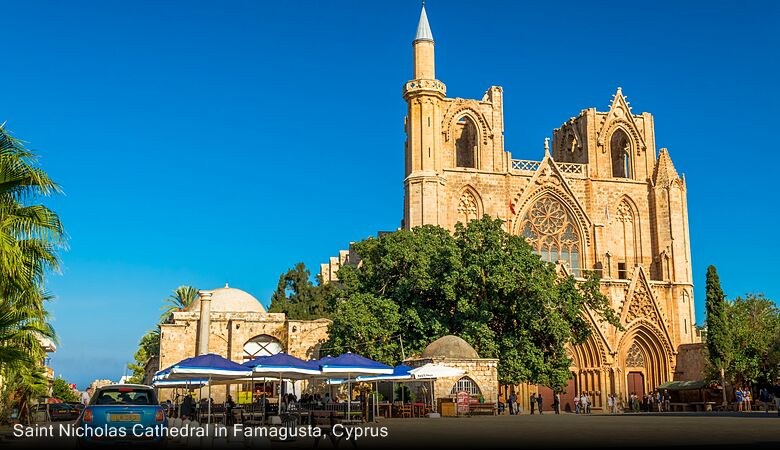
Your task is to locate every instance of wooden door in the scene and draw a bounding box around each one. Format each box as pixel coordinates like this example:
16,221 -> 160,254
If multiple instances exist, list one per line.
560,377 -> 577,413
627,371 -> 645,398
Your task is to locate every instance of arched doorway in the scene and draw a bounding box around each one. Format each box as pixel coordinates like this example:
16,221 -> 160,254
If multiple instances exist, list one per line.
619,323 -> 672,397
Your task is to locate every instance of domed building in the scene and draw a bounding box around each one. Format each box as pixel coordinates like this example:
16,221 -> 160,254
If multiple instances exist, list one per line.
155,285 -> 330,402
405,335 -> 498,412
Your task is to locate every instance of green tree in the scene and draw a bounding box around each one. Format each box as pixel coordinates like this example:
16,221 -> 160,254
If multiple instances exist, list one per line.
325,293 -> 401,362
329,216 -> 622,389
704,265 -> 728,400
160,285 -> 199,322
0,363 -> 49,424
51,377 -> 78,403
721,294 -> 779,385
127,329 -> 160,383
268,263 -> 340,320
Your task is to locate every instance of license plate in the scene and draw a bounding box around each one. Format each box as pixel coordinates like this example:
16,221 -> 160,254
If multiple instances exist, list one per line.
110,413 -> 140,422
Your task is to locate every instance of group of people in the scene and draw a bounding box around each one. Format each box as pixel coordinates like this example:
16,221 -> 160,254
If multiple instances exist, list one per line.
574,393 -> 592,414
625,390 -> 671,413
735,386 -> 753,411
505,392 -> 563,415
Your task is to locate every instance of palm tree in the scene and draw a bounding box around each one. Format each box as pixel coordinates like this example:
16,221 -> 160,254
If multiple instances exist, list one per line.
0,125 -> 64,421
160,286 -> 200,322
0,124 -> 64,294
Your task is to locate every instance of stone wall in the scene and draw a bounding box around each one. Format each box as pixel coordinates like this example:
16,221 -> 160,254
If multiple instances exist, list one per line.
674,343 -> 706,381
156,310 -> 331,403
405,357 -> 499,405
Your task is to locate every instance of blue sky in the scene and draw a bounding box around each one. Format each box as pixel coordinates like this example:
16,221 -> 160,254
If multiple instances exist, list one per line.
1,0 -> 777,389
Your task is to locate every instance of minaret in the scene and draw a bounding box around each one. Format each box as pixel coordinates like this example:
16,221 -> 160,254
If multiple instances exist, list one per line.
403,3 -> 447,229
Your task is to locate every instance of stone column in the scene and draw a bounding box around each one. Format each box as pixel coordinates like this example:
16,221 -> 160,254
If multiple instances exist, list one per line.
197,290 -> 213,355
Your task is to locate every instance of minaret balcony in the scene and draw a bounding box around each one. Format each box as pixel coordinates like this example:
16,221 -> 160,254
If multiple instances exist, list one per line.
403,78 -> 446,97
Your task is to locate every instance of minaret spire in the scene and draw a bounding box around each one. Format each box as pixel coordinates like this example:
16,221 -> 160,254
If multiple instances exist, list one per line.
415,2 -> 434,43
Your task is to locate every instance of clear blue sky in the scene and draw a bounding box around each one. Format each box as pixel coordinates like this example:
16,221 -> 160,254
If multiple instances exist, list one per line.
1,0 -> 777,389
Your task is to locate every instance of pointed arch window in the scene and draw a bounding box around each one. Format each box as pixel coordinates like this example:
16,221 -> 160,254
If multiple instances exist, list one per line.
610,129 -> 633,179
457,189 -> 480,224
520,196 -> 581,276
454,116 -> 478,168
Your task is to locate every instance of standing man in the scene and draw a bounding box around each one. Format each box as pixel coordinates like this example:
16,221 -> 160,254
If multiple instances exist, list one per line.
530,392 -> 536,415
553,392 -> 561,414
663,390 -> 671,413
537,392 -> 544,415
773,379 -> 780,416
508,391 -> 517,415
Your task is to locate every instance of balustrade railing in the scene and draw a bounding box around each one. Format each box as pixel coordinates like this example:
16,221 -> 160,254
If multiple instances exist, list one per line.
510,159 -> 587,178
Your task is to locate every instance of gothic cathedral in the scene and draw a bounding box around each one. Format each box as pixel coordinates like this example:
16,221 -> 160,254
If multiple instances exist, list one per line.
402,6 -> 698,406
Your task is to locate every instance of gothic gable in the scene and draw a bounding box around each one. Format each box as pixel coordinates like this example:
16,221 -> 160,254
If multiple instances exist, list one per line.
510,155 -> 592,247
596,87 -> 647,154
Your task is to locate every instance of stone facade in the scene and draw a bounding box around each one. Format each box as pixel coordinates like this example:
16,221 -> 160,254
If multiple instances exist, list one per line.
156,287 -> 330,402
321,5 -> 701,411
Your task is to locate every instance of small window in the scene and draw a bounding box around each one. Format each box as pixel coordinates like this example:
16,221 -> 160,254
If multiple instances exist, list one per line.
450,376 -> 481,396
618,262 -> 627,280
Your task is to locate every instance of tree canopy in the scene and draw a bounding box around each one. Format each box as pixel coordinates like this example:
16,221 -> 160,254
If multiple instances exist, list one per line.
268,262 -> 340,320
327,216 -> 621,389
707,293 -> 780,385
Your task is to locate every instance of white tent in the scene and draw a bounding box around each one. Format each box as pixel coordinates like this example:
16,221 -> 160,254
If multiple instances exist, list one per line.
410,363 -> 465,414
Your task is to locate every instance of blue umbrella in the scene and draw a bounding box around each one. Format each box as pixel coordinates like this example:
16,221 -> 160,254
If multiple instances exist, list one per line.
243,352 -> 321,379
163,353 -> 252,424
355,365 -> 413,382
319,353 -> 393,419
319,353 -> 393,377
165,354 -> 251,380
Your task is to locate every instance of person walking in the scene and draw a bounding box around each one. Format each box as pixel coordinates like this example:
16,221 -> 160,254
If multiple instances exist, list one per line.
530,393 -> 536,415
574,394 -> 580,414
759,387 -> 769,412
736,386 -> 744,412
553,393 -> 561,414
586,393 -> 592,414
772,380 -> 780,416
537,392 -> 544,414
508,391 -> 517,415
608,393 -> 615,414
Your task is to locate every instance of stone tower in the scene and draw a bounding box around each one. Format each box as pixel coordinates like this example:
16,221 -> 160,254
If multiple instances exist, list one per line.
400,4 -> 699,408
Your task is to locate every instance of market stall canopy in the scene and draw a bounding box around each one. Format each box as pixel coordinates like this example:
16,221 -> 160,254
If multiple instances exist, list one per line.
410,363 -> 465,379
243,352 -> 321,379
151,379 -> 208,389
355,365 -> 413,382
163,353 -> 252,380
656,380 -> 708,391
319,353 -> 394,377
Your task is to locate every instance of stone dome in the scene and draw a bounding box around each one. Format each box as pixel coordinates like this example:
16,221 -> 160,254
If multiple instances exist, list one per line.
188,286 -> 266,314
422,335 -> 480,359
